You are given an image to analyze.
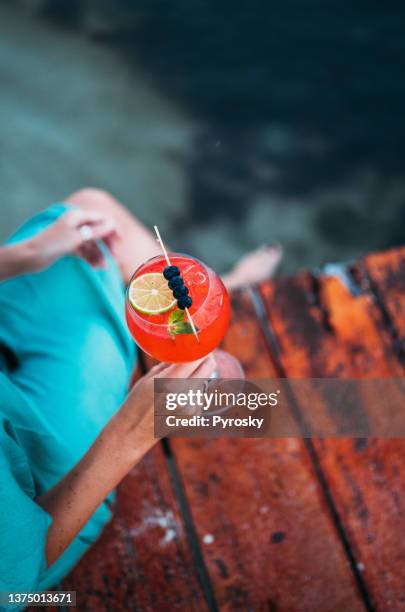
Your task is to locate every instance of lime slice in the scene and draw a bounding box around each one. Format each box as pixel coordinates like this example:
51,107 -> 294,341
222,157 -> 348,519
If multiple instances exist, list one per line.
128,272 -> 176,315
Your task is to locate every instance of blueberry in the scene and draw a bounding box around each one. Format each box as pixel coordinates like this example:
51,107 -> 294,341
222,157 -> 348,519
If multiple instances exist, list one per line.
178,295 -> 192,310
168,275 -> 184,290
163,265 -> 180,280
173,285 -> 189,299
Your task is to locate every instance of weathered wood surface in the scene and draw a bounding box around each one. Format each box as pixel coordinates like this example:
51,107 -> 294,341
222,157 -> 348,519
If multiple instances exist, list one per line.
62,445 -> 208,611
169,291 -> 364,611
61,246 -> 405,611
259,250 -> 405,611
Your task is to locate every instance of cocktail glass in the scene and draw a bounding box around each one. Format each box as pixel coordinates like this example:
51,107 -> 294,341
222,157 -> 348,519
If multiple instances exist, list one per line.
125,253 -> 243,377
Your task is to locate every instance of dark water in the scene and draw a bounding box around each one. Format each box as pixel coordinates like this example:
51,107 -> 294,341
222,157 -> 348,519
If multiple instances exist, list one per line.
2,1 -> 405,272
44,1 -> 405,243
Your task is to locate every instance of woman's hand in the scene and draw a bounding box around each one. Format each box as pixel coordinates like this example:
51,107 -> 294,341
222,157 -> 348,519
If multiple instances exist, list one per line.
113,355 -> 217,462
30,207 -> 119,272
0,207 -> 119,281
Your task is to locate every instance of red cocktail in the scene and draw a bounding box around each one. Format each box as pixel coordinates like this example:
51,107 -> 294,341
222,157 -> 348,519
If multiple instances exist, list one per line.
125,253 -> 231,363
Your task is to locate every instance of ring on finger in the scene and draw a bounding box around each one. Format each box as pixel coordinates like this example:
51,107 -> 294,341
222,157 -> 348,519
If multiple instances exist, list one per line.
79,224 -> 94,241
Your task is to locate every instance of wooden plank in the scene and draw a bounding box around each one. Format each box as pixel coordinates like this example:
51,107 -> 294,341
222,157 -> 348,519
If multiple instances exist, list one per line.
169,290 -> 365,611
362,245 -> 405,347
259,266 -> 405,611
62,382 -> 208,611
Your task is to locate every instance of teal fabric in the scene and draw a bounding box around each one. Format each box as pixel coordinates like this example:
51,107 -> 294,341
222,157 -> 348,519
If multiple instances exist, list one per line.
0,204 -> 136,596
0,396 -> 52,609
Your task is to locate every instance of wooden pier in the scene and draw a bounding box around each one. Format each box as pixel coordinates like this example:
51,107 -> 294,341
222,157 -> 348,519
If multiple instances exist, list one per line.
61,246 -> 405,611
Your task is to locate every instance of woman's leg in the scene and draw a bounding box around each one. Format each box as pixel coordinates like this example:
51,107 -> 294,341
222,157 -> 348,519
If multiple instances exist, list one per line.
65,188 -> 282,287
221,244 -> 283,290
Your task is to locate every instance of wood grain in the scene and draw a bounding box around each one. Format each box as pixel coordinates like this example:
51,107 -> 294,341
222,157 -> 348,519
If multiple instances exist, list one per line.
259,262 -> 405,611
169,290 -> 365,611
60,248 -> 405,611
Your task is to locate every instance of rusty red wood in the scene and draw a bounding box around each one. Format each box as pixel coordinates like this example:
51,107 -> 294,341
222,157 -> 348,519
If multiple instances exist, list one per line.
58,247 -> 405,611
259,261 -> 405,611
169,290 -> 364,611
62,445 -> 209,610
361,246 -> 405,370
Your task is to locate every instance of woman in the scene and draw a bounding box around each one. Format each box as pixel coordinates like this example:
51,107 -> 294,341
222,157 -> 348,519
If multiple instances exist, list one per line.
0,188 -> 281,595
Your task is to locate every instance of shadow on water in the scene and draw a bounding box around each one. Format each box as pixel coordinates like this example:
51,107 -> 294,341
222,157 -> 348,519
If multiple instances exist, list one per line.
17,1 -> 405,267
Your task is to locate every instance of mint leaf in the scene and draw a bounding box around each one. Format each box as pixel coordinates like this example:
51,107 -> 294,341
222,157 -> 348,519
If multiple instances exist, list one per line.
168,309 -> 184,325
172,321 -> 198,335
168,309 -> 198,338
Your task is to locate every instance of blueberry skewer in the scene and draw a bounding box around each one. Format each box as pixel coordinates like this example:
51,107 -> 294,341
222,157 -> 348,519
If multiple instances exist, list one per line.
163,265 -> 193,310
153,226 -> 199,341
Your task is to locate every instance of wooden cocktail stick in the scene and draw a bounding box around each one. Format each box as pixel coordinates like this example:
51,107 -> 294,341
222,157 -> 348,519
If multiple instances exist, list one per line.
153,225 -> 200,343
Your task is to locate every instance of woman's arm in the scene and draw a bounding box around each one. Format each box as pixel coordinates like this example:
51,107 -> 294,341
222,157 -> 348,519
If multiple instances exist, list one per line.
0,242 -> 40,281
37,355 -> 216,567
0,208 -> 119,282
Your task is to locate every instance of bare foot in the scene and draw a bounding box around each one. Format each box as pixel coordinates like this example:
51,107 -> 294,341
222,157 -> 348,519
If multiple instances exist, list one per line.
222,244 -> 283,291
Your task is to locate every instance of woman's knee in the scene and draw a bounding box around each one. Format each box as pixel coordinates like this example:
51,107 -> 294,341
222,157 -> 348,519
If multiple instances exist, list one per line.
65,188 -> 122,216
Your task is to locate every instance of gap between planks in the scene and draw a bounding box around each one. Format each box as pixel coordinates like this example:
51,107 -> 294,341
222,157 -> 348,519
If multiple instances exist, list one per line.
353,263 -> 405,369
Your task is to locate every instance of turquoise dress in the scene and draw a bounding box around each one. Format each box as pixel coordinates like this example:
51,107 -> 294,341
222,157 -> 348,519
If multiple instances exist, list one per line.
0,204 -> 136,598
